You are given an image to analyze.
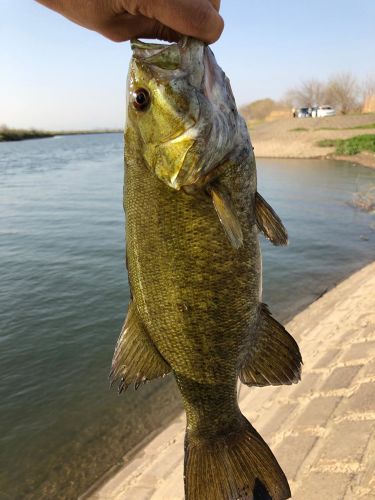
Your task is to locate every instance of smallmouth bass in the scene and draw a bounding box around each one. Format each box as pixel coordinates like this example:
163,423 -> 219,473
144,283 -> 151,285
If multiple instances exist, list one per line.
110,38 -> 302,500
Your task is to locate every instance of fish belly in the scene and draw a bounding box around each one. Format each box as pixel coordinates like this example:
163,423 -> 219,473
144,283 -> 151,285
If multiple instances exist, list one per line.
125,150 -> 260,384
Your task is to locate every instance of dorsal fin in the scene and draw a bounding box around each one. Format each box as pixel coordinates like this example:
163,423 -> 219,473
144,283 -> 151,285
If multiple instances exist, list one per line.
255,192 -> 288,246
209,183 -> 243,249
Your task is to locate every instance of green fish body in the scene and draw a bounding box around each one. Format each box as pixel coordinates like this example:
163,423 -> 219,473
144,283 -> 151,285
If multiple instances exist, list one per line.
111,38 -> 302,500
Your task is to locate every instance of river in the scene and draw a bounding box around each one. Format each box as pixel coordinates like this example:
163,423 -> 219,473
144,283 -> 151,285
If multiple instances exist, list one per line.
0,133 -> 374,499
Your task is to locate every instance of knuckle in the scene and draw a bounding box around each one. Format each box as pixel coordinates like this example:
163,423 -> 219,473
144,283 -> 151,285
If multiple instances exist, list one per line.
192,5 -> 224,43
194,4 -> 212,29
210,16 -> 224,42
210,0 -> 221,11
133,0 -> 154,18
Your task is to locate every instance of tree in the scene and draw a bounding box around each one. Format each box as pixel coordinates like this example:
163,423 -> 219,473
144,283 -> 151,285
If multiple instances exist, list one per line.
325,72 -> 359,114
284,79 -> 325,108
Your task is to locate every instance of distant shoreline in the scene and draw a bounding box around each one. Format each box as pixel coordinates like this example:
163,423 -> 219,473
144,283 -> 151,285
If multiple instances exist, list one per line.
250,113 -> 375,170
0,129 -> 123,142
254,152 -> 375,170
2,118 -> 375,171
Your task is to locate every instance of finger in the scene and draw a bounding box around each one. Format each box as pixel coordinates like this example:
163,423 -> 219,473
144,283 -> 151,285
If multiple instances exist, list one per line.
98,14 -> 179,43
209,0 -> 221,11
134,0 -> 224,44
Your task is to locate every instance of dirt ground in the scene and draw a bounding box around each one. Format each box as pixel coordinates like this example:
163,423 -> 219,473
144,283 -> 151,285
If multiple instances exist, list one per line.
250,113 -> 375,169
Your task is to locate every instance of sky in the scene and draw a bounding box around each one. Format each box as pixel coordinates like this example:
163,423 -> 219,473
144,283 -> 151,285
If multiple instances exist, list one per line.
0,0 -> 374,130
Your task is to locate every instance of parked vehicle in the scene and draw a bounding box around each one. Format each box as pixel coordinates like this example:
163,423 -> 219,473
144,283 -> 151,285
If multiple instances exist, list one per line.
296,107 -> 310,118
294,105 -> 336,118
312,106 -> 336,118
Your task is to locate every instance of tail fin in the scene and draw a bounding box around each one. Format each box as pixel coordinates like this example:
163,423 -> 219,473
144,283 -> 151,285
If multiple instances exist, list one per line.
184,415 -> 290,500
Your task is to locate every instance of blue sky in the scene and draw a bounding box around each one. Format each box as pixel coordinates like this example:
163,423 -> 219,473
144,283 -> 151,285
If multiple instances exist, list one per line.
1,0 -> 374,130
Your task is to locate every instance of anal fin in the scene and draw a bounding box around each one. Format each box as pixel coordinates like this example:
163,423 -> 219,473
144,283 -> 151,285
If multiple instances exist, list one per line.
239,303 -> 302,387
110,301 -> 171,392
255,192 -> 288,246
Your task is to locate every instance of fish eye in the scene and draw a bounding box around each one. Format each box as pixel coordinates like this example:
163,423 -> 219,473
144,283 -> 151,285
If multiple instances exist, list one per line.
133,88 -> 150,111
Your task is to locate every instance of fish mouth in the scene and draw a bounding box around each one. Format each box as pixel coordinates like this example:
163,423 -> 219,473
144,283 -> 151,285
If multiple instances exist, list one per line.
130,38 -> 188,70
131,38 -> 217,190
130,38 -> 186,51
131,38 -> 205,190
130,37 -> 206,76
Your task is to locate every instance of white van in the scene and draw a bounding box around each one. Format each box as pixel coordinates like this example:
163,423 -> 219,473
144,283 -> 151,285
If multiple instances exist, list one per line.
312,106 -> 336,118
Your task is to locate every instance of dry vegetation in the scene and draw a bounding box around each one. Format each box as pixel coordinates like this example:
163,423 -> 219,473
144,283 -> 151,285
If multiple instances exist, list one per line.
241,73 -> 375,125
240,98 -> 289,123
285,73 -> 375,114
0,125 -> 123,142
240,73 -> 375,168
0,126 -> 53,141
250,112 -> 375,168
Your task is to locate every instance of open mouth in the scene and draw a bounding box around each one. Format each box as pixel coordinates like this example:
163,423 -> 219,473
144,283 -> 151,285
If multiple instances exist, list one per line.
130,38 -> 188,70
130,38 -> 188,51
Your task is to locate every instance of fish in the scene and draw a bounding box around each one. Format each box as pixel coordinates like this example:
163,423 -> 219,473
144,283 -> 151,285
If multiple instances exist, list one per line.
110,37 -> 302,500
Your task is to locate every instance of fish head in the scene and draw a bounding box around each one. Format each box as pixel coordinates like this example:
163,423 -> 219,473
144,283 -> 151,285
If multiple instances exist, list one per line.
127,38 -> 243,190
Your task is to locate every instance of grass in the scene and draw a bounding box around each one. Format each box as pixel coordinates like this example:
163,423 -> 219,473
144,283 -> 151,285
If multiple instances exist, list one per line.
317,134 -> 375,155
317,139 -> 339,147
350,122 -> 375,130
316,127 -> 341,131
289,125 -> 375,133
315,123 -> 375,131
0,126 -> 123,142
0,127 -> 54,141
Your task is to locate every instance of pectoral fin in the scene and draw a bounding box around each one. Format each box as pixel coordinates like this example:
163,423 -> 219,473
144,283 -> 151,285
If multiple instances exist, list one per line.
239,303 -> 302,387
110,301 -> 171,393
255,192 -> 288,246
209,183 -> 243,249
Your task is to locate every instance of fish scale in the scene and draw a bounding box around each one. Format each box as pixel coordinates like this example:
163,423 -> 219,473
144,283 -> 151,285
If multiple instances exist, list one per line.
126,140 -> 258,383
110,37 -> 302,499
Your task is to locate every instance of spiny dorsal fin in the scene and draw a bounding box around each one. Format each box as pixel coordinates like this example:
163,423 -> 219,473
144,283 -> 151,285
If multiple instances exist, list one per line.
110,301 -> 171,393
239,303 -> 302,387
255,192 -> 288,246
209,183 -> 243,249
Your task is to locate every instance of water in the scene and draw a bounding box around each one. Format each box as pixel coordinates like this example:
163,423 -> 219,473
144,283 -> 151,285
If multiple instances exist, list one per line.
0,134 -> 374,499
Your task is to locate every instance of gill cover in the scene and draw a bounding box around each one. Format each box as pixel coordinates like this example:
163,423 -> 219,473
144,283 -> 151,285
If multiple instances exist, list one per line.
127,38 -> 244,190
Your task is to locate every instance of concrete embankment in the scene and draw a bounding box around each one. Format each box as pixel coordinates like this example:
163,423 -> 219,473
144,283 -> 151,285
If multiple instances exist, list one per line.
89,261 -> 375,500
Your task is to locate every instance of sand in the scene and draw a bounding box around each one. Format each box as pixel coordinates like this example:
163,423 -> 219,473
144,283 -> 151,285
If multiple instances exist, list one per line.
250,113 -> 375,169
87,261 -> 375,500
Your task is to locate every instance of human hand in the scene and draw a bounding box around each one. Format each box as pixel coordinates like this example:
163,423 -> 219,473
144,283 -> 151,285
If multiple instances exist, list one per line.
36,0 -> 223,43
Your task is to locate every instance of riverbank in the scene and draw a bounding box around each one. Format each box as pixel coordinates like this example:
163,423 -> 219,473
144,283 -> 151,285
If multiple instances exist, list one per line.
0,127 -> 122,142
250,113 -> 375,169
0,128 -> 54,141
88,261 -> 375,499
2,135 -> 374,499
